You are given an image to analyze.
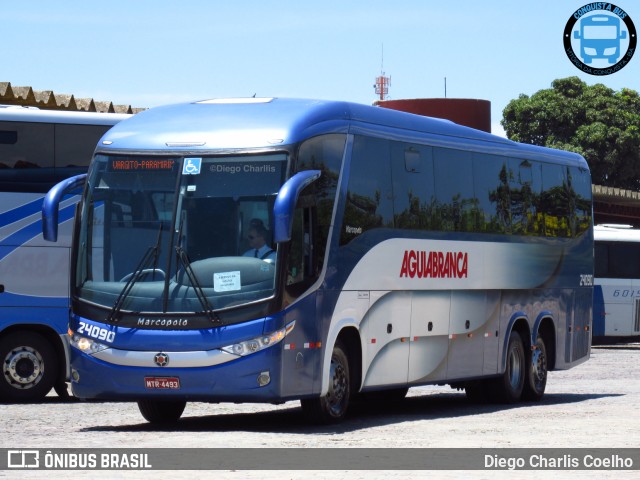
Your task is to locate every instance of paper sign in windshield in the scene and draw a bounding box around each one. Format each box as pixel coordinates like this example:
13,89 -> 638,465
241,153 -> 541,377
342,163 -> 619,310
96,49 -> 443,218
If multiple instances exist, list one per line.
213,271 -> 241,292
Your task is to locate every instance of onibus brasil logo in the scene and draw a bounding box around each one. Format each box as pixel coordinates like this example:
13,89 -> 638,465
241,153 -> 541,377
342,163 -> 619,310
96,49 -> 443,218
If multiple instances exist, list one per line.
564,3 -> 636,75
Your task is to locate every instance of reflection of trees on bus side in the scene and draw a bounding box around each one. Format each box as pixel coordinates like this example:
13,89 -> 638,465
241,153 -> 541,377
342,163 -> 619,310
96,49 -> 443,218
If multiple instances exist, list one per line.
341,190 -> 385,245
391,164 -> 591,238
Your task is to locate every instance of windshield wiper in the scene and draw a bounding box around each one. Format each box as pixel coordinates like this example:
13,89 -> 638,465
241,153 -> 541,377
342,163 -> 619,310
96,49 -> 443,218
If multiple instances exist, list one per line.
172,212 -> 221,325
175,245 -> 222,325
106,224 -> 163,324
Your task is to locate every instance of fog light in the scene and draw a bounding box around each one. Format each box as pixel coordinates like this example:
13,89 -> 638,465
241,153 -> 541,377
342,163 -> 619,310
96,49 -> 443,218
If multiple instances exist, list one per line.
257,371 -> 270,387
71,369 -> 80,382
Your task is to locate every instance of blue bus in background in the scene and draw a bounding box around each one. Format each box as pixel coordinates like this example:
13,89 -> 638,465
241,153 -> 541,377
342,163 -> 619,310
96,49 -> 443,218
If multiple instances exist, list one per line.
43,98 -> 593,424
574,14 -> 627,64
0,106 -> 128,401
594,224 -> 640,339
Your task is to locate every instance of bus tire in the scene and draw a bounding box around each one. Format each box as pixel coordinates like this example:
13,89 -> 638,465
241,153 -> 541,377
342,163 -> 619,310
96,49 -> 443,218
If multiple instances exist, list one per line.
301,341 -> 351,424
137,399 -> 186,424
491,330 -> 525,403
522,335 -> 548,401
0,331 -> 58,402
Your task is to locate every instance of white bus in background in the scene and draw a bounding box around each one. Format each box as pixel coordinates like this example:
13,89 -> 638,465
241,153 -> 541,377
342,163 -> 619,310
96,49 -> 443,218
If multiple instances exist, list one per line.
0,105 -> 129,401
594,224 -> 640,339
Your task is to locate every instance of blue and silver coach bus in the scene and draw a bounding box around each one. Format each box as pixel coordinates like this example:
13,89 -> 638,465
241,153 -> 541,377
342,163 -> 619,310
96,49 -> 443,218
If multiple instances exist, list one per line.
0,106 -> 128,401
43,98 -> 593,423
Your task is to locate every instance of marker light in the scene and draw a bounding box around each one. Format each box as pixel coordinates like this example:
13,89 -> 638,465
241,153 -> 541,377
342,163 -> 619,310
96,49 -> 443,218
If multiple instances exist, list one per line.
221,321 -> 295,357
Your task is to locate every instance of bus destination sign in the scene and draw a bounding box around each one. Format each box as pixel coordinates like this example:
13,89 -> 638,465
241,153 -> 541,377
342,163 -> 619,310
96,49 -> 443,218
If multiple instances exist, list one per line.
109,159 -> 177,171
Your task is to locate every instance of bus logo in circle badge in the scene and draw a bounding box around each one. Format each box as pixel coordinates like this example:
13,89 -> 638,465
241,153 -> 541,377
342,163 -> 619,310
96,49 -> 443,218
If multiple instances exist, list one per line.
564,3 -> 636,75
154,352 -> 170,367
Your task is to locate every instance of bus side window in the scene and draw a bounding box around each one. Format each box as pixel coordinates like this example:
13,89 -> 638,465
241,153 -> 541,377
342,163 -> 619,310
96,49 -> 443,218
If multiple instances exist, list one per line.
0,121 -> 55,193
285,203 -> 317,298
594,243 -> 609,277
433,147 -> 474,232
391,142 -> 435,231
540,163 -> 571,238
340,136 -> 393,245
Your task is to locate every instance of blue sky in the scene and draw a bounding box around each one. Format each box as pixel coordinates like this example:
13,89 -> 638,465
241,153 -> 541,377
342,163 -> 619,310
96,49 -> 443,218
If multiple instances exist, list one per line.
3,0 -> 638,136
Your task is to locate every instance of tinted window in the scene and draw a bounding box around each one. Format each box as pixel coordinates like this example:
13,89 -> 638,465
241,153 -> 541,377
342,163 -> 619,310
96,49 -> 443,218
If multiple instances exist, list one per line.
341,136 -> 393,245
0,130 -> 17,144
0,121 -> 54,169
0,121 -> 54,192
55,124 -> 108,167
391,142 -> 435,231
433,147 -> 474,232
509,158 -> 542,236
540,163 -> 571,237
594,243 -> 609,277
596,242 -> 640,278
296,134 -> 345,237
568,166 -> 592,237
295,134 -> 346,275
473,153 -> 509,234
0,121 -> 112,193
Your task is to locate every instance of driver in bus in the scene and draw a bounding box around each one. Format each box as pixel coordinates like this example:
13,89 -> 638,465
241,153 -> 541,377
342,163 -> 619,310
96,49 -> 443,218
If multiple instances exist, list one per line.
242,219 -> 276,262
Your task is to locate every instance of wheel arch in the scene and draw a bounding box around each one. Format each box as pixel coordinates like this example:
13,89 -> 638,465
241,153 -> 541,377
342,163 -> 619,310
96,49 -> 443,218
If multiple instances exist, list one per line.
501,314 -> 531,372
533,313 -> 557,371
320,322 -> 361,396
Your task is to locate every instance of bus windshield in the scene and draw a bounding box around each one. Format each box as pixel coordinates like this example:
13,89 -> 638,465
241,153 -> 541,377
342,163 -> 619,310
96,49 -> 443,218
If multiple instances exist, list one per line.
75,153 -> 287,319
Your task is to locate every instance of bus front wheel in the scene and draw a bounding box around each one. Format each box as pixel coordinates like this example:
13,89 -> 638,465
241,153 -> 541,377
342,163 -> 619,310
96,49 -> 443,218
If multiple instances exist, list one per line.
301,340 -> 351,424
0,331 -> 58,402
137,399 -> 186,424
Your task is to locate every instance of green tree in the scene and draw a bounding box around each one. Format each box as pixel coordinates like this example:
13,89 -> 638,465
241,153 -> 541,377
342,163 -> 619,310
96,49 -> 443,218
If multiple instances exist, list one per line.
501,77 -> 640,189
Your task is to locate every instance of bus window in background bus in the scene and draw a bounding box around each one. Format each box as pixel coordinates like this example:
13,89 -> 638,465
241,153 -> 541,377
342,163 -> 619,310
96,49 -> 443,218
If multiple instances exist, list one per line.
0,106 -> 128,401
43,98 -> 593,424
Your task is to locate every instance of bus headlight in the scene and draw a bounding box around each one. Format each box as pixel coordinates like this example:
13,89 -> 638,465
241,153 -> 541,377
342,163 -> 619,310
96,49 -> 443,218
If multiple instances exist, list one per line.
69,332 -> 109,355
221,320 -> 295,357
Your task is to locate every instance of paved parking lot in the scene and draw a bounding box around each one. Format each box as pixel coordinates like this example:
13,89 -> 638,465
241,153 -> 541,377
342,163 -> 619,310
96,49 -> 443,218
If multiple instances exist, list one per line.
1,343 -> 639,479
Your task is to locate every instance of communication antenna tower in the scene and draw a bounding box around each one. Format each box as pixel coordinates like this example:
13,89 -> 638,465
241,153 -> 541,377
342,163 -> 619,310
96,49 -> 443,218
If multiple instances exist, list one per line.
374,45 -> 391,101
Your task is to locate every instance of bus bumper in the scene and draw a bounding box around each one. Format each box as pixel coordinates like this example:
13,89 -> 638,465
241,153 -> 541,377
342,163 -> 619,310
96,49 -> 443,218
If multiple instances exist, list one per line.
69,345 -> 286,402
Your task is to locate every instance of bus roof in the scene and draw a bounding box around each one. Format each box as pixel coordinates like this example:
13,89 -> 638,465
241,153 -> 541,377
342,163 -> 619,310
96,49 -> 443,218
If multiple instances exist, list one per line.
0,105 -> 131,126
98,98 -> 587,168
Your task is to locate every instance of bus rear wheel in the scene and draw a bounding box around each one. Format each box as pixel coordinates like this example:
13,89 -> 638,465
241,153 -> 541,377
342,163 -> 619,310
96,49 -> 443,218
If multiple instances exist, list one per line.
137,399 -> 186,424
522,335 -> 547,401
0,331 -> 58,402
301,341 -> 351,424
490,330 -> 525,403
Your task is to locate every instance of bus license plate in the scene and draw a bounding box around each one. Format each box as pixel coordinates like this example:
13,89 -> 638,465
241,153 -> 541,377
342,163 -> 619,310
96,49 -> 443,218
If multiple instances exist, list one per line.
144,377 -> 180,389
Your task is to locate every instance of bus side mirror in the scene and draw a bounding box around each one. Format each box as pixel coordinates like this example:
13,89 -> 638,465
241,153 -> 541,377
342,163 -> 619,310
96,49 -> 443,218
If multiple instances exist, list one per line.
621,31 -> 627,39
273,170 -> 321,243
42,174 -> 87,242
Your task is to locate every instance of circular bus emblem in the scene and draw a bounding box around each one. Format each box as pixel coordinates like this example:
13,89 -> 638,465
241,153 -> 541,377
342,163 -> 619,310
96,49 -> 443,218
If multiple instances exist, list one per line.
564,3 -> 636,75
154,352 -> 170,367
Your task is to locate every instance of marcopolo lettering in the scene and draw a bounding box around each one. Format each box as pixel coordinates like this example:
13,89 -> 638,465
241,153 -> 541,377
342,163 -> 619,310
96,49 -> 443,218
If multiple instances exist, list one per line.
137,317 -> 190,327
399,249 -> 468,279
